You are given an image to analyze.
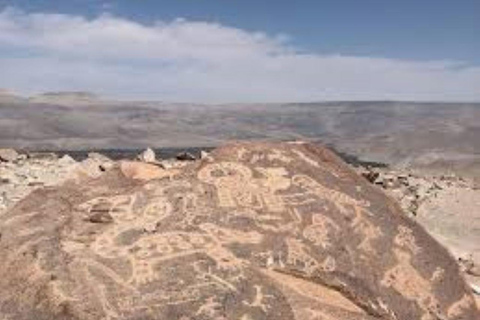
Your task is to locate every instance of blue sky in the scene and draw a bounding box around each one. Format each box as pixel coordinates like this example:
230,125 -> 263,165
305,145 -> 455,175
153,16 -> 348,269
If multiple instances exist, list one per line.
0,0 -> 479,102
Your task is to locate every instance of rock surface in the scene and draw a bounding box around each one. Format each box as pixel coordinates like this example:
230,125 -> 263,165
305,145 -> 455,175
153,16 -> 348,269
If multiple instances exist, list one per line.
0,142 -> 477,320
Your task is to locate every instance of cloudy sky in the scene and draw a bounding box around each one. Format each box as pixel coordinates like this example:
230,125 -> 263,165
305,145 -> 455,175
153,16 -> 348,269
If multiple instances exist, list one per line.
0,0 -> 479,102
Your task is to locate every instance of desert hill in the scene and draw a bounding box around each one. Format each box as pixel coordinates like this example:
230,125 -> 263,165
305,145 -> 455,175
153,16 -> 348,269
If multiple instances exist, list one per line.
1,95 -> 479,176
28,91 -> 101,105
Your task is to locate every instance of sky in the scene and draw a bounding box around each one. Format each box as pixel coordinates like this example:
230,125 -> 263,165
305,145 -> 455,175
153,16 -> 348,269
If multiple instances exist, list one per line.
0,0 -> 479,102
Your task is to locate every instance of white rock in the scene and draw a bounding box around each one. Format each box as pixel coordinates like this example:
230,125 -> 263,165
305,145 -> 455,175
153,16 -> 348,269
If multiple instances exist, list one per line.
138,148 -> 156,163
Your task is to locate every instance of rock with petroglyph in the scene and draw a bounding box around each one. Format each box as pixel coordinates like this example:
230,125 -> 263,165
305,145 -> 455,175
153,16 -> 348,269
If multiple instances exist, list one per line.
0,142 -> 477,320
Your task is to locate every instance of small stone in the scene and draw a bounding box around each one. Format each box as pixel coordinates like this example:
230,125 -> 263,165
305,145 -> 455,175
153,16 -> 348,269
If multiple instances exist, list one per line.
27,181 -> 44,187
362,170 -> 379,183
99,162 -> 114,172
176,152 -> 196,161
87,211 -> 113,224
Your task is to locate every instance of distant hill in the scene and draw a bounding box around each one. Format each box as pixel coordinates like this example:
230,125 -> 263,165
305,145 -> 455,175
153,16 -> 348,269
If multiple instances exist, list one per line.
0,89 -> 24,103
1,94 -> 479,175
28,91 -> 101,105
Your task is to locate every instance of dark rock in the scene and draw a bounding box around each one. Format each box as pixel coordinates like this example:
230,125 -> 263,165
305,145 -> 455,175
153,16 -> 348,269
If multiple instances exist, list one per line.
87,211 -> 114,224
27,181 -> 44,187
176,151 -> 196,161
0,142 -> 477,320
361,170 -> 379,183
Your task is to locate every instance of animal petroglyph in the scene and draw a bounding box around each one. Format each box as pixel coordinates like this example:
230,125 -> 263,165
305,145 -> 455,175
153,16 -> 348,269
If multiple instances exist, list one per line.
292,174 -> 381,255
381,249 -> 441,320
285,238 -> 320,275
291,175 -> 370,213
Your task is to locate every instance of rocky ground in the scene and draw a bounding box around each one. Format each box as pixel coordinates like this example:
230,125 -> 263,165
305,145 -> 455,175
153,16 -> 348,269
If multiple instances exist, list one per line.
357,166 -> 480,305
0,148 -> 194,215
1,146 -> 480,309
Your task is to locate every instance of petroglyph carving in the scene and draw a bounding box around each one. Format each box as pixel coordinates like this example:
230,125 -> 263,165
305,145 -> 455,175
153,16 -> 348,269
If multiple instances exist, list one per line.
199,223 -> 263,245
292,150 -> 321,168
268,149 -> 293,163
285,238 -> 319,275
321,256 -> 336,272
353,218 -> 382,255
381,249 -> 441,320
303,214 -> 339,249
196,297 -> 223,317
430,267 -> 445,282
394,226 -> 421,254
447,294 -> 475,318
198,162 -> 290,212
292,175 -> 370,212
243,285 -> 273,312
248,149 -> 293,165
292,174 -> 380,255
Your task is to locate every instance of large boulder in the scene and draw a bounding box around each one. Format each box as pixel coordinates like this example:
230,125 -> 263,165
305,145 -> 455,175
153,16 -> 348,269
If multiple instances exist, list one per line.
0,142 -> 477,320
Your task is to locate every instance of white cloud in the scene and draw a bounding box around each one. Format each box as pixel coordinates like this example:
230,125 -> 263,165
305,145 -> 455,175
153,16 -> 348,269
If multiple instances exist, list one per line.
0,8 -> 479,102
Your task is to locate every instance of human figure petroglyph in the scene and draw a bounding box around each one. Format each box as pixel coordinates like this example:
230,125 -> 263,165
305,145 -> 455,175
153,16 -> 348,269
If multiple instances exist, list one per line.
255,167 -> 292,212
198,162 -> 291,212
303,214 -> 339,249
354,219 -> 382,256
394,225 -> 421,254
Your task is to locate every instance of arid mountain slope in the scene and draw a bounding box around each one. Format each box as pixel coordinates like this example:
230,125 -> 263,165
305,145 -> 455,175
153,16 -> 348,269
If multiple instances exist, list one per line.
1,99 -> 479,175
